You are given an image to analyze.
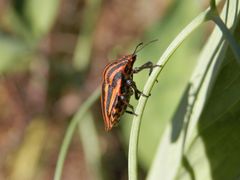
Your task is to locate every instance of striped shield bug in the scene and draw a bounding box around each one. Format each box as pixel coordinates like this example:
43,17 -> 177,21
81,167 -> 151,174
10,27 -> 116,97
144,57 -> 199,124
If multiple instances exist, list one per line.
101,40 -> 160,131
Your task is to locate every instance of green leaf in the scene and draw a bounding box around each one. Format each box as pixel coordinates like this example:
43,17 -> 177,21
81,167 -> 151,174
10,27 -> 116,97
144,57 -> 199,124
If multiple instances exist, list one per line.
147,1 -> 240,180
178,17 -> 240,180
122,0 -> 203,170
54,88 -> 100,180
25,0 -> 60,38
128,2 -> 210,180
78,112 -> 103,180
0,34 -> 31,73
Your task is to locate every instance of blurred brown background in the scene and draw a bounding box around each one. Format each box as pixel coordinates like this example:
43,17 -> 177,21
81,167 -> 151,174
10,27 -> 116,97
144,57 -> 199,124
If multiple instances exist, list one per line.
0,0 -> 208,179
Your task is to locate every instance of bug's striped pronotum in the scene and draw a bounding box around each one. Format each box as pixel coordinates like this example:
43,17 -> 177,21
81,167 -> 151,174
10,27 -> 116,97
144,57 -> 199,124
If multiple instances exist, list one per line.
101,40 -> 160,131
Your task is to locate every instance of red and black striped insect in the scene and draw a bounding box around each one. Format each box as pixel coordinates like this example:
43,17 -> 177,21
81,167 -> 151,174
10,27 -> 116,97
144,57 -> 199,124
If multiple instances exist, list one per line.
101,41 -> 160,131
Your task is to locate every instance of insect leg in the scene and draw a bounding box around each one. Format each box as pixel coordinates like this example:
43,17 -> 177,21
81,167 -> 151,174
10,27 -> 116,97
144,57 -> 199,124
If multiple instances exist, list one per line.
133,61 -> 162,75
119,95 -> 137,116
125,79 -> 150,100
125,110 -> 138,116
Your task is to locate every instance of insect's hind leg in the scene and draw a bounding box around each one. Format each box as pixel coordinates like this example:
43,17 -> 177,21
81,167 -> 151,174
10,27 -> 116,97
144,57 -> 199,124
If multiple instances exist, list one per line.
119,95 -> 137,116
125,110 -> 138,116
125,79 -> 150,100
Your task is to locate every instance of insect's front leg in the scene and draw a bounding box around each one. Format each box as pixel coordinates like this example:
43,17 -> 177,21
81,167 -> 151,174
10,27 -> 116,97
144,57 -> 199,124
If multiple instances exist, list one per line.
119,95 -> 137,116
133,61 -> 162,75
125,79 -> 150,100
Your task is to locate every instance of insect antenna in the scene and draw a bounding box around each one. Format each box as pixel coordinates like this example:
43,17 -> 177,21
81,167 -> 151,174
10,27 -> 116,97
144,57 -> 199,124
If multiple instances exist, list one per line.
133,39 -> 158,55
132,42 -> 144,55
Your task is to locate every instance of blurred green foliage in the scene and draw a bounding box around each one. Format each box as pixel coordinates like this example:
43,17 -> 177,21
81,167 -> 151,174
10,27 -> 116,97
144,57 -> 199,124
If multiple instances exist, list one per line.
0,0 -> 60,73
122,0 -> 203,170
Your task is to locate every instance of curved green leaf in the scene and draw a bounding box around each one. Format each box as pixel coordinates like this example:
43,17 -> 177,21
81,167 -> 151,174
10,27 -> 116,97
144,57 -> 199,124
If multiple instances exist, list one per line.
147,1 -> 240,179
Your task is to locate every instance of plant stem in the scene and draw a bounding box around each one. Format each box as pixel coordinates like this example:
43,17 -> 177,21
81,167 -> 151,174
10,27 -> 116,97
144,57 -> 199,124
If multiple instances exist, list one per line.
128,8 -> 211,180
78,112 -> 103,180
210,0 -> 217,11
54,88 -> 100,180
210,15 -> 240,64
